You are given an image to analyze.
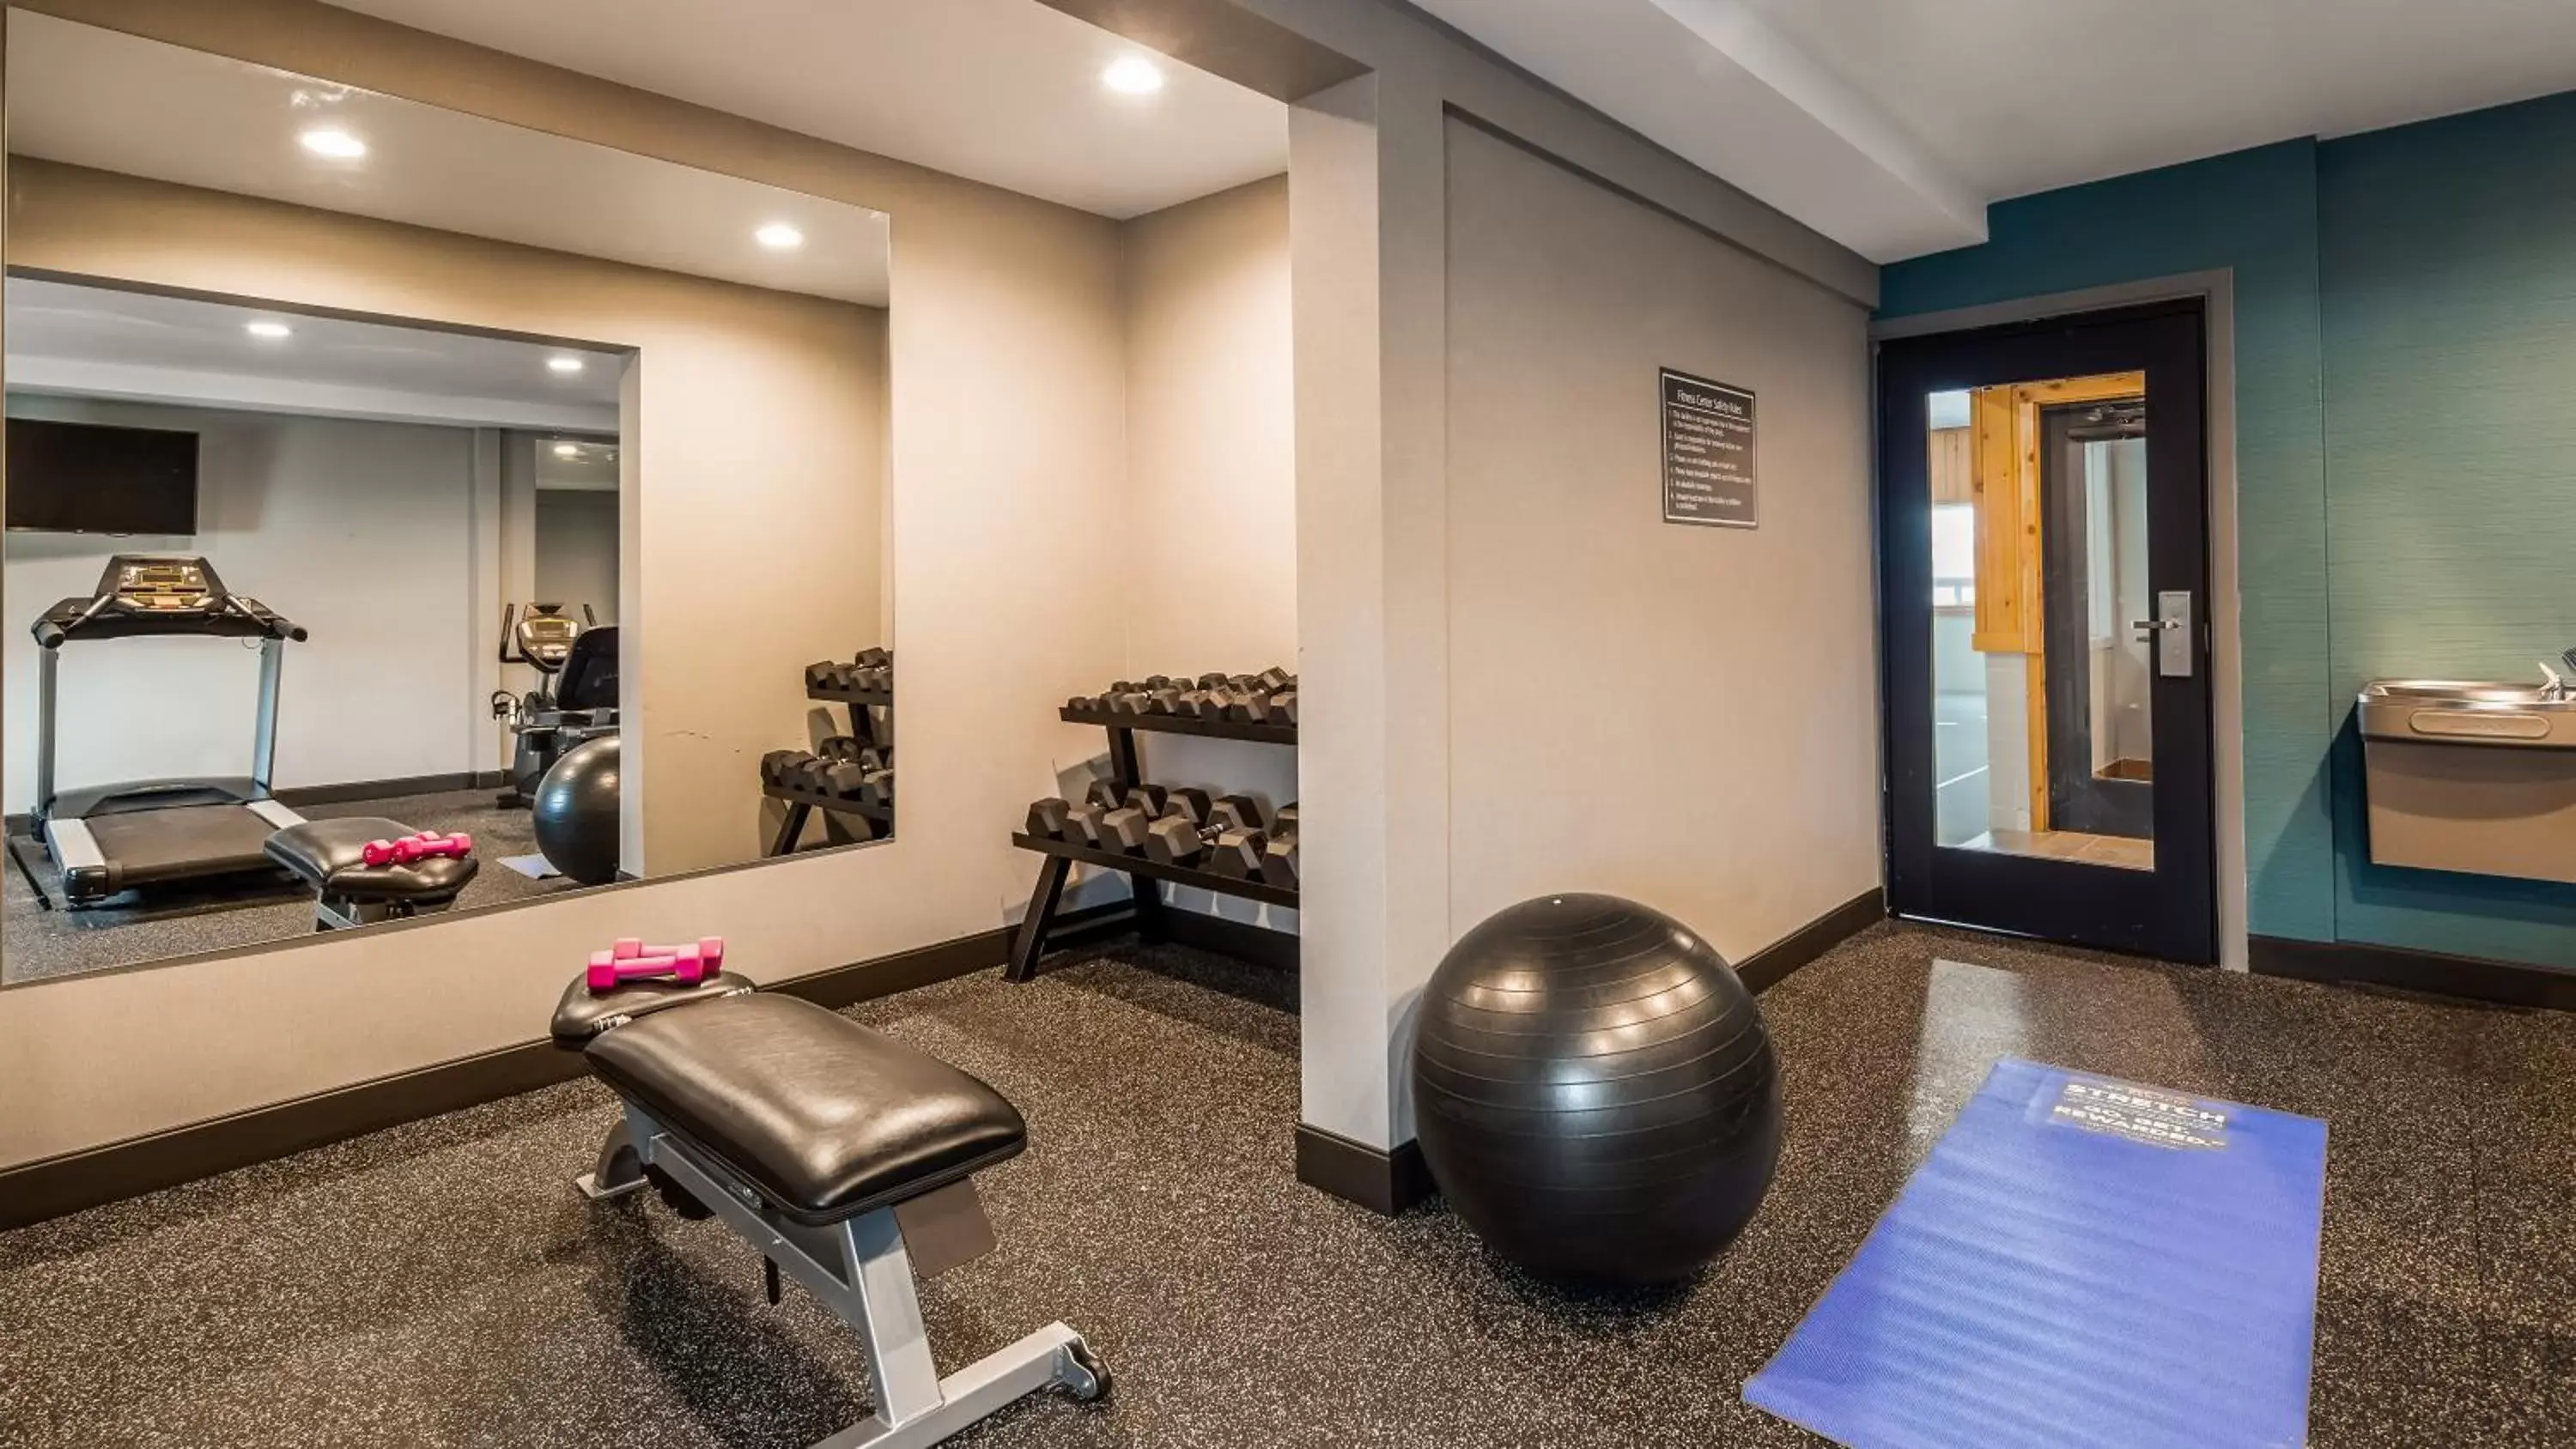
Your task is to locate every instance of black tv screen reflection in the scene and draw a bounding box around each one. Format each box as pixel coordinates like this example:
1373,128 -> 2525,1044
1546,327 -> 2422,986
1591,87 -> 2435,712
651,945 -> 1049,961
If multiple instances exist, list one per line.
5,416 -> 200,534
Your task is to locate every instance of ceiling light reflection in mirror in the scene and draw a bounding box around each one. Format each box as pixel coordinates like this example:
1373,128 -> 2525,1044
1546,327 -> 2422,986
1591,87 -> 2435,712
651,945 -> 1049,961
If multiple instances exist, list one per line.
6,11 -> 890,307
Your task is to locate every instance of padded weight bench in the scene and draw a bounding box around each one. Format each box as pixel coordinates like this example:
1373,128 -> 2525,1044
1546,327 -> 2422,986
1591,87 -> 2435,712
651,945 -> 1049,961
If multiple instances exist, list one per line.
553,974 -> 1109,1447
264,817 -> 478,931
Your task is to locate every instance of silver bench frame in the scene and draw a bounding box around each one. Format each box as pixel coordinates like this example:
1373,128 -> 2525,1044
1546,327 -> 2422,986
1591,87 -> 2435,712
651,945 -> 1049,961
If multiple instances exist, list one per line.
577,1103 -> 1104,1448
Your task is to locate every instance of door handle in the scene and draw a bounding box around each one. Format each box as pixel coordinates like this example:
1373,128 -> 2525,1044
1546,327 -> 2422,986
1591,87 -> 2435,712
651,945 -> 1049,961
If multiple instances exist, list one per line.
2143,591 -> 2194,677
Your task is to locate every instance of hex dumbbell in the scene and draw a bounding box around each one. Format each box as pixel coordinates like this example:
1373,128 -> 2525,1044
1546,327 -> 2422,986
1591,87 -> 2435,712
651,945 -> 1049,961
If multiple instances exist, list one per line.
1028,797 -> 1073,839
1261,832 -> 1300,890
1099,807 -> 1153,855
1208,827 -> 1267,877
859,769 -> 895,808
1061,802 -> 1108,848
1210,795 -> 1269,834
817,760 -> 871,799
1146,815 -> 1217,865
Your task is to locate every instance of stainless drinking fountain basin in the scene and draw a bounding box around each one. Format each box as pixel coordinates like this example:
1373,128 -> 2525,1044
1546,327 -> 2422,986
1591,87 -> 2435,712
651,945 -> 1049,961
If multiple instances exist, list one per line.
2358,679 -> 2576,747
2359,680 -> 2576,884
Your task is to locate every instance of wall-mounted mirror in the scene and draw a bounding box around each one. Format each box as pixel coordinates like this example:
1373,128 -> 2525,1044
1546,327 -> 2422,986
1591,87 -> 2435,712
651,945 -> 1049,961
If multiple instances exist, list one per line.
1,12 -> 894,985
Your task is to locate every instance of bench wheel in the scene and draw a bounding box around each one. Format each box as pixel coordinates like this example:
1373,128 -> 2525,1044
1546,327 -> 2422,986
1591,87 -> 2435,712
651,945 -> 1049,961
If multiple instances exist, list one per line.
1062,1338 -> 1114,1404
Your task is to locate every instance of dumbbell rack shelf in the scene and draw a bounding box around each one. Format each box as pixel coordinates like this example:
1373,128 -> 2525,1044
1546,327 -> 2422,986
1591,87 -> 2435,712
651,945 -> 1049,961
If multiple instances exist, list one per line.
1054,705 -> 1296,746
762,682 -> 896,858
807,683 -> 894,711
1010,834 -> 1297,909
1007,705 -> 1297,981
764,781 -> 892,826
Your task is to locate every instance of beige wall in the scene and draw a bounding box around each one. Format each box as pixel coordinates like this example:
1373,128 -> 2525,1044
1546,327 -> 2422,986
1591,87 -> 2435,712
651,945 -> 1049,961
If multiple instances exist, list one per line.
0,2 -> 1130,1172
0,0 -> 1886,1182
1111,174 -> 1299,924
8,159 -> 889,876
1266,12 -> 1880,1151
1443,119 -> 1879,944
1121,175 -> 1296,671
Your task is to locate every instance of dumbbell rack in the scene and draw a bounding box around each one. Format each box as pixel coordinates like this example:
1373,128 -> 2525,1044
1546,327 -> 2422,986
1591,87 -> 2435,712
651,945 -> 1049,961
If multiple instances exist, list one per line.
1007,706 -> 1296,982
762,682 -> 894,858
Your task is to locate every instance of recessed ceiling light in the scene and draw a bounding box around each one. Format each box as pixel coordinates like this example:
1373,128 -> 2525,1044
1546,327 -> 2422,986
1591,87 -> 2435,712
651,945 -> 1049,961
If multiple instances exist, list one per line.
547,356 -> 586,375
299,126 -> 368,160
1102,57 -> 1165,95
755,222 -> 805,252
245,320 -> 293,340
553,443 -> 581,459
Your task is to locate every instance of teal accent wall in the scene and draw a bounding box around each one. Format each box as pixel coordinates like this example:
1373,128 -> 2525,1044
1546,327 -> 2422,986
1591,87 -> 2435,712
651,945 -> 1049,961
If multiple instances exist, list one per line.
1882,102 -> 2576,969
2317,93 -> 2576,965
1880,140 -> 2340,944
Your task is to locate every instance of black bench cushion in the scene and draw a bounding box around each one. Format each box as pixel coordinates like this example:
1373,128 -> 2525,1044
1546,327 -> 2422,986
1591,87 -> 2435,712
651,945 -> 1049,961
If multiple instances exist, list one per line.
585,993 -> 1027,1224
550,970 -> 748,1048
263,818 -> 477,902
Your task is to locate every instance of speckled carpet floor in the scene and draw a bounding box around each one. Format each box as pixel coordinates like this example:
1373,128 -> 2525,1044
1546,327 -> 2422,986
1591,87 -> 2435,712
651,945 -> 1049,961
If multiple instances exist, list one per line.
2,922 -> 2569,1447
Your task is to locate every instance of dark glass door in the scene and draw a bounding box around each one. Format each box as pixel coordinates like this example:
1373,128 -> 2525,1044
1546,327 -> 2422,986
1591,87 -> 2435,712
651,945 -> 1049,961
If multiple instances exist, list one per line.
1879,302 -> 2215,963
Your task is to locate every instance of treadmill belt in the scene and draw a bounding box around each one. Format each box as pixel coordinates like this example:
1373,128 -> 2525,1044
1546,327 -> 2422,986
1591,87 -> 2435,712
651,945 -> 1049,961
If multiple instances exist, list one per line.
88,803 -> 289,886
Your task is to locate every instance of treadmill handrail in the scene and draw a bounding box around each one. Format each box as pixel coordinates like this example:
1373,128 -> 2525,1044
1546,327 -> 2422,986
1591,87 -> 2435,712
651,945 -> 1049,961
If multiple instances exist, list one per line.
225,594 -> 307,642
32,591 -> 305,646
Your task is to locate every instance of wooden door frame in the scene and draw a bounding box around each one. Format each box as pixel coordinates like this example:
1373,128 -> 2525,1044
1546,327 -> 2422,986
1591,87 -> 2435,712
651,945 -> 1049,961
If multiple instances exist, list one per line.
1968,371 -> 2146,833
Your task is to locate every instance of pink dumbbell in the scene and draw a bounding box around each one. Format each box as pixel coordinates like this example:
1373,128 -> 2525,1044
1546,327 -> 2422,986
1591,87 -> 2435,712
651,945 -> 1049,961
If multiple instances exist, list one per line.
586,936 -> 727,993
361,831 -> 473,868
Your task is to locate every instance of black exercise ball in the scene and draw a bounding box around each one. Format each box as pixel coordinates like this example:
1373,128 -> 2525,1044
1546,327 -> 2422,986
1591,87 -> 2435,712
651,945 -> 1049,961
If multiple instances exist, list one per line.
532,735 -> 623,886
1411,893 -> 1782,1284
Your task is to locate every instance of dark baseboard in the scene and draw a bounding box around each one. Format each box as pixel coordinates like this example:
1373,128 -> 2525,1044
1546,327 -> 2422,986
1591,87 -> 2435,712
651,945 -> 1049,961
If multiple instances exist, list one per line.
0,1040 -> 586,1231
0,926 -> 1012,1230
274,772 -> 507,808
773,927 -> 1010,1011
1160,906 -> 1300,972
1294,1125 -> 1434,1216
1739,887 -> 1887,994
2251,934 -> 2576,1010
1291,885 -> 1882,1219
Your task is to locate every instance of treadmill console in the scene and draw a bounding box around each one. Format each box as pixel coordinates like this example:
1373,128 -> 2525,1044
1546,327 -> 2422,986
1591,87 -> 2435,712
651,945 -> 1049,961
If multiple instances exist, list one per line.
104,557 -> 223,615
32,554 -> 304,647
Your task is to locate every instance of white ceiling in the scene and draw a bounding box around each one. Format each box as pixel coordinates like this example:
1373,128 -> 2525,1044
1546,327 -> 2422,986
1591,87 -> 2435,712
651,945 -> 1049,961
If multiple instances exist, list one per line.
8,12 -> 892,306
6,276 -> 625,432
320,0 -> 1291,220
1418,0 -> 2576,262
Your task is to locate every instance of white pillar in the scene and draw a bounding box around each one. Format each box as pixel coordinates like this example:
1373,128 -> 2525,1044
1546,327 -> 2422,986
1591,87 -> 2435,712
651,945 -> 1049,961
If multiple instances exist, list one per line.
1290,69 -> 1453,1167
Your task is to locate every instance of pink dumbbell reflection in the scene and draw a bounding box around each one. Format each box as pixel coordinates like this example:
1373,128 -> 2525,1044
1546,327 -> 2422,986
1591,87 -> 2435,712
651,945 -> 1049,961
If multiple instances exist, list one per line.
361,831 -> 473,868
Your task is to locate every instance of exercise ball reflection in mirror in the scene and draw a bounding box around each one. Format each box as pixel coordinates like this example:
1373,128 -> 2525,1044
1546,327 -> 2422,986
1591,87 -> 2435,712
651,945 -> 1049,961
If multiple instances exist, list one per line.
532,735 -> 622,887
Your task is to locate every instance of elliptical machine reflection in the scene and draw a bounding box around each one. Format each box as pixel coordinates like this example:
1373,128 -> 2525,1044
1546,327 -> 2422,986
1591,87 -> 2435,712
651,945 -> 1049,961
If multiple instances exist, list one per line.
490,602 -> 618,809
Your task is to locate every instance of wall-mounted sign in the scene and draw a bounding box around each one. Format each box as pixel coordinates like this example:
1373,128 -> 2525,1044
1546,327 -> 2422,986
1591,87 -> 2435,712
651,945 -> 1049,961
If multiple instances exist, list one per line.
1661,369 -> 1757,528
